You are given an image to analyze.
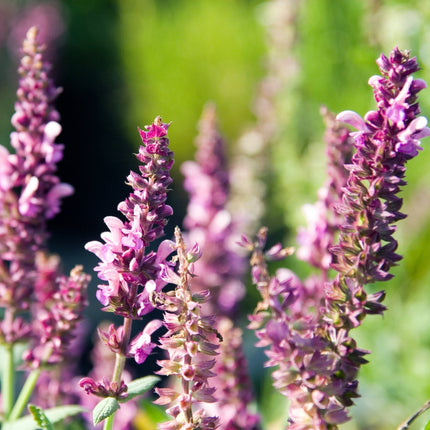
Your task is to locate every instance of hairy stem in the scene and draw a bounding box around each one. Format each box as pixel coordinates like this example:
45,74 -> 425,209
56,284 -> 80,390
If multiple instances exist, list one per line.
8,368 -> 41,421
103,316 -> 133,430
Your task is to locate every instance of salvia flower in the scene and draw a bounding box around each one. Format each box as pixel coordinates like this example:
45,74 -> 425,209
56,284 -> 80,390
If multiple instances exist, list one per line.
0,26 -> 72,344
85,116 -> 174,318
152,227 -> 220,430
332,47 -> 429,294
246,228 -> 352,430
181,104 -> 245,316
271,47 -> 429,429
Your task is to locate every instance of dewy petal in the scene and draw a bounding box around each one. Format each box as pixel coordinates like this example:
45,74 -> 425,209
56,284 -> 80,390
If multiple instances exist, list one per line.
336,110 -> 370,132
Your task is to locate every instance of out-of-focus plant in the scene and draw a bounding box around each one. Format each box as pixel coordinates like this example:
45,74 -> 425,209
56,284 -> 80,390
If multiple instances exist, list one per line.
0,27 -> 88,428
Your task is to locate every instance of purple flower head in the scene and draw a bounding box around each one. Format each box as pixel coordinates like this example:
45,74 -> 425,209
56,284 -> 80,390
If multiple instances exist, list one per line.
181,104 -> 246,316
79,377 -> 128,400
85,116 -> 174,317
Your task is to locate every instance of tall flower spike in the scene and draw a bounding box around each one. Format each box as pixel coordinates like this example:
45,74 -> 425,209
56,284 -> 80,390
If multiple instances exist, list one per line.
83,117 -> 173,428
270,48 -> 429,430
85,116 -> 174,317
333,47 -> 429,290
314,47 -> 430,428
181,104 -> 245,316
0,26 -> 73,344
153,227 -> 220,430
297,107 -> 354,274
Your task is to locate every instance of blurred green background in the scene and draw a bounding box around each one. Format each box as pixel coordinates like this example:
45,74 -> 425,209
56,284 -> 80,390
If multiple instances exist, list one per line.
1,0 -> 430,429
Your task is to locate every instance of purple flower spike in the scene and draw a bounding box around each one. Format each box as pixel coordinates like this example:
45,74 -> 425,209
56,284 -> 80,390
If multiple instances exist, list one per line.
334,47 -> 429,287
297,107 -> 354,274
0,27 -> 73,341
85,116 -> 174,317
181,104 -> 246,316
152,227 -> 220,430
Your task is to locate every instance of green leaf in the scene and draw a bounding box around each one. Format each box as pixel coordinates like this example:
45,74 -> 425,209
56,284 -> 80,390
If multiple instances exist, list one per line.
2,405 -> 86,430
93,397 -> 120,426
121,375 -> 160,402
28,404 -> 54,430
138,398 -> 169,425
424,418 -> 430,430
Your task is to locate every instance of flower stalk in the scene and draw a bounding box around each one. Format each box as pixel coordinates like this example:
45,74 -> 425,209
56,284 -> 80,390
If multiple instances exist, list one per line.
84,117 -> 174,428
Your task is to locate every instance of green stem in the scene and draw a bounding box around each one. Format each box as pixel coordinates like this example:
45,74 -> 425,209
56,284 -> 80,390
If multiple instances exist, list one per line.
103,317 -> 133,430
112,317 -> 133,384
8,368 -> 41,421
103,414 -> 115,430
2,344 -> 15,419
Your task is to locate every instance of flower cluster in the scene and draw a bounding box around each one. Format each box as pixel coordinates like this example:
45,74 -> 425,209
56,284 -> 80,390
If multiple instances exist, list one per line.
245,48 -> 430,430
85,116 -> 174,318
81,118 -> 174,429
181,104 -> 245,316
2,23 -> 430,430
152,227 -> 220,430
0,27 -> 73,337
0,26 -> 90,425
332,47 -> 430,286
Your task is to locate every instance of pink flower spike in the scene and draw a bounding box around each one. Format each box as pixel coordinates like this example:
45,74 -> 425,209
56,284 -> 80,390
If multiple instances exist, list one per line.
336,110 -> 370,132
